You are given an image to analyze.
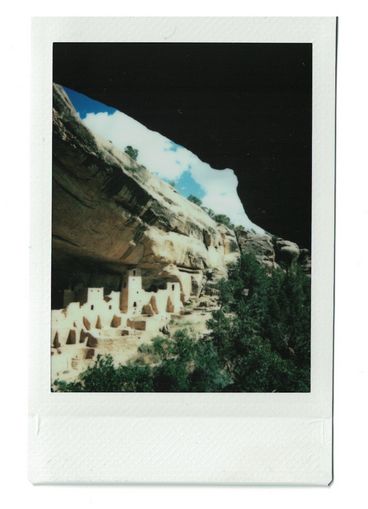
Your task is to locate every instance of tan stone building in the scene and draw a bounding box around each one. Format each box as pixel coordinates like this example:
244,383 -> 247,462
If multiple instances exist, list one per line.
51,268 -> 183,380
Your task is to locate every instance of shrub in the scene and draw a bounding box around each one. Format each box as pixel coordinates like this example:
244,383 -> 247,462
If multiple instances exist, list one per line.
53,354 -> 153,392
208,253 -> 310,391
187,195 -> 202,206
124,145 -> 139,161
213,214 -> 234,229
201,206 -> 215,218
53,330 -> 229,393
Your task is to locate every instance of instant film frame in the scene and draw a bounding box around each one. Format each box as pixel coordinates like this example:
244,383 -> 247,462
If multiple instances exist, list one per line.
30,17 -> 336,485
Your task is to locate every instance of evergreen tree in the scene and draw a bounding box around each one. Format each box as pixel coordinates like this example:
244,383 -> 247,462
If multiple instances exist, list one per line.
208,253 -> 310,391
213,214 -> 234,229
187,194 -> 202,206
124,145 -> 139,161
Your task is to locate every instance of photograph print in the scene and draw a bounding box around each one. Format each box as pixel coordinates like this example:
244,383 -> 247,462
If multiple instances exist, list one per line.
51,43 -> 312,393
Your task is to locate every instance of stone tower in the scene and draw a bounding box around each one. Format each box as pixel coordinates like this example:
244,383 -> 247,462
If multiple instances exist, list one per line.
120,268 -> 143,315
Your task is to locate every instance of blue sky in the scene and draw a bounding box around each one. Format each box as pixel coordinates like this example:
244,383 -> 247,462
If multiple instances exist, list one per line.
66,87 -> 205,199
173,168 -> 206,199
64,87 -> 117,119
64,86 -> 257,229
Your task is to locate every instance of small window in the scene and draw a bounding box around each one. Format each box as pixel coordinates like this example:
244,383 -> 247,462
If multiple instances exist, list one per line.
91,305 -> 94,310
172,284 -> 175,290
133,270 -> 136,276
133,301 -> 137,307
109,305 -> 112,310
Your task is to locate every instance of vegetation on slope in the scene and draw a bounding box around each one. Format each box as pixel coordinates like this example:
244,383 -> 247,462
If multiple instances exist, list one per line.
53,253 -> 310,393
186,195 -> 235,229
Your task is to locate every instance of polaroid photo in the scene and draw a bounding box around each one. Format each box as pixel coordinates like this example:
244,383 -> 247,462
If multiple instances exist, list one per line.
29,17 -> 337,485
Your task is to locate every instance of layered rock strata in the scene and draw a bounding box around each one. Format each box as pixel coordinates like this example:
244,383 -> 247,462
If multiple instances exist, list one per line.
52,83 -> 310,309
52,84 -> 239,304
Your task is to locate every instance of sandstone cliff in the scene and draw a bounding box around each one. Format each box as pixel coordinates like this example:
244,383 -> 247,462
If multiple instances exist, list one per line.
52,84 -> 310,308
52,84 -> 239,305
235,229 -> 309,269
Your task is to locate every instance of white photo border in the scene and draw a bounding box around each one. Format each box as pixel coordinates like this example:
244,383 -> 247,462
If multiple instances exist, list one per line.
29,17 -> 336,485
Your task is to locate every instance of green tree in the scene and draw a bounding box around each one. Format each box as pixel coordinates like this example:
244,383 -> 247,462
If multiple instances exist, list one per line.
187,194 -> 202,206
208,253 -> 310,392
213,214 -> 234,229
54,330 -> 230,393
201,206 -> 215,218
54,355 -> 154,392
146,330 -> 230,392
124,145 -> 139,161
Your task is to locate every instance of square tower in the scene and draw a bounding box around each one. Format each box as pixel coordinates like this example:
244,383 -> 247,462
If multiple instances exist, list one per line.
167,281 -> 182,313
120,268 -> 143,314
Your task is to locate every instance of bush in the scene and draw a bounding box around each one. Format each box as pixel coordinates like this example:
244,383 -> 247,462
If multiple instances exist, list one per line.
124,145 -> 139,161
53,354 -> 154,392
234,225 -> 246,235
213,214 -> 234,229
208,253 -> 310,391
201,206 -> 215,218
54,330 -> 230,393
187,195 -> 202,206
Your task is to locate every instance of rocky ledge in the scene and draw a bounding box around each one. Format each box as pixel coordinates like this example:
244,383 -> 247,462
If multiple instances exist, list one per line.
235,228 -> 311,274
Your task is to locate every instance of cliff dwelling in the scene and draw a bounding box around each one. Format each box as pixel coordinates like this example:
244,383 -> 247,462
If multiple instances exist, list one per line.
51,268 -> 183,381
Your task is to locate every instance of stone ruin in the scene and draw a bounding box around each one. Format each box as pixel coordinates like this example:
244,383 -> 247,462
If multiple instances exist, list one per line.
51,268 -> 182,380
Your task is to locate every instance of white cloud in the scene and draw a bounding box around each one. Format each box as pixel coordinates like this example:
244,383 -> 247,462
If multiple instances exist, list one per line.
82,110 -> 262,231
83,111 -> 188,180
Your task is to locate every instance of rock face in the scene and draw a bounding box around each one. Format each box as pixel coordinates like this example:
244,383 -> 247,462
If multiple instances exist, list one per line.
274,238 -> 300,265
235,229 -> 276,269
235,229 -> 311,274
52,84 -> 310,308
52,84 -> 239,306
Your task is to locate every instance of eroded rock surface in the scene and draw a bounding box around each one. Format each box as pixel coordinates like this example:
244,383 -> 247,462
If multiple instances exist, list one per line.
52,84 -> 239,304
274,238 -> 300,266
52,83 -> 310,310
235,229 -> 310,274
235,229 -> 276,269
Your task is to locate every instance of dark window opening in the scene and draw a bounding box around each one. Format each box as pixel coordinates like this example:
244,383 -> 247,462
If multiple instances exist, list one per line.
91,305 -> 94,310
133,301 -> 137,307
172,284 -> 175,290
